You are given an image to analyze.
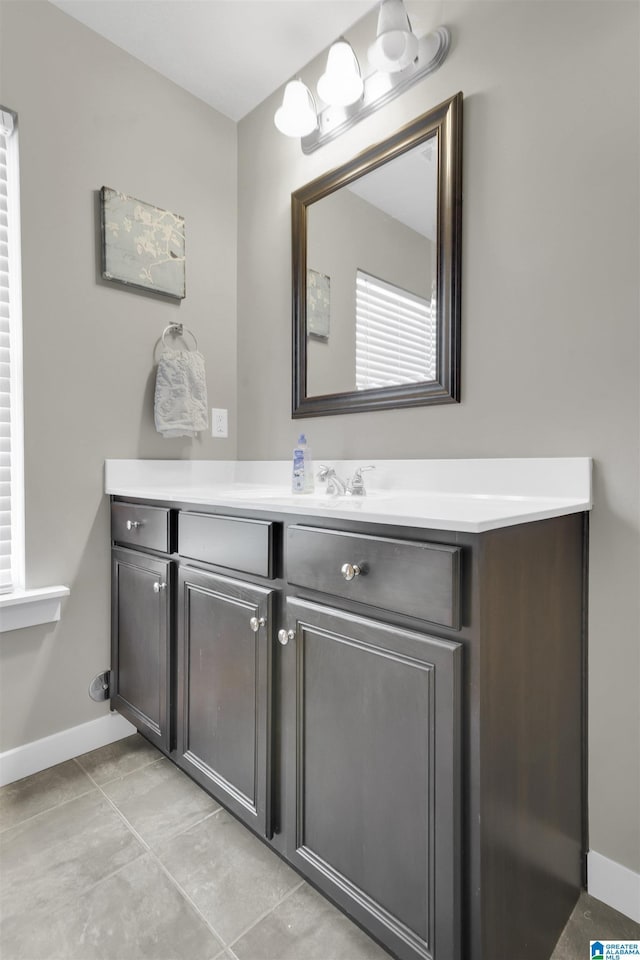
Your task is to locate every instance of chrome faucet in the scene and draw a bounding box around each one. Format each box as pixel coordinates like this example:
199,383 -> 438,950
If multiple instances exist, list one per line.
317,464 -> 348,497
317,464 -> 376,497
347,465 -> 375,496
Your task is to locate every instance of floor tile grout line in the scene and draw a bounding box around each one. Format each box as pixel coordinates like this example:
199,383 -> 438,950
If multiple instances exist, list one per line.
86,758 -> 314,952
79,753 -> 223,844
92,778 -> 229,950
2,760 -> 226,953
0,783 -> 98,835
91,765 -> 308,953
0,749 -> 164,835
0,783 -> 152,933
138,841 -> 228,951
0,850 -> 154,947
225,877 -> 308,950
74,751 -> 165,786
148,798 -> 225,841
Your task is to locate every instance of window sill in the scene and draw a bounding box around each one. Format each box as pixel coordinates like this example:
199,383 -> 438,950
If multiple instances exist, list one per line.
0,586 -> 70,632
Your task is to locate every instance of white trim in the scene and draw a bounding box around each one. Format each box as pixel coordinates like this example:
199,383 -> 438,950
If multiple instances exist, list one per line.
7,114 -> 24,591
588,850 -> 640,923
0,713 -> 137,786
0,585 -> 70,632
0,108 -> 25,593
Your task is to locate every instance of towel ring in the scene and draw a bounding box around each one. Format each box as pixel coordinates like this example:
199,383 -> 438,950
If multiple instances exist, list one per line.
161,323 -> 198,351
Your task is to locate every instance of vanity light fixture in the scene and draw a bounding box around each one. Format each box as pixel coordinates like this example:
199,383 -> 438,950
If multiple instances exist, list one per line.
273,0 -> 450,153
274,79 -> 318,138
368,0 -> 419,74
317,39 -> 364,107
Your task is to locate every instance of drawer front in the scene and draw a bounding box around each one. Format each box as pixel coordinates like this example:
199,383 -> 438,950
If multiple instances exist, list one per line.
287,525 -> 461,629
179,512 -> 274,578
111,502 -> 171,553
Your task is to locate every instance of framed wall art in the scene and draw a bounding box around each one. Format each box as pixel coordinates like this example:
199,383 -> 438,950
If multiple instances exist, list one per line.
307,268 -> 330,341
100,186 -> 186,299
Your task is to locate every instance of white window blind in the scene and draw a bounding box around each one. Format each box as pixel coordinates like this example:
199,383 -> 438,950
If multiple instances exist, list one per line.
355,269 -> 437,391
0,107 -> 23,595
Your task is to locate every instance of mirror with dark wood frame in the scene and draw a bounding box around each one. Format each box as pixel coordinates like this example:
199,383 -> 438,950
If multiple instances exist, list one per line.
292,92 -> 462,418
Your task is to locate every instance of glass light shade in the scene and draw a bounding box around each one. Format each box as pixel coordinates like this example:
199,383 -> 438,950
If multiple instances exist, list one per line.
368,0 -> 419,73
317,40 -> 364,107
274,81 -> 318,137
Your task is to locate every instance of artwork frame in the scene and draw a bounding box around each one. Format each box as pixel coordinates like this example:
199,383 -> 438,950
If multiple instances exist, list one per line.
100,186 -> 186,299
307,268 -> 330,341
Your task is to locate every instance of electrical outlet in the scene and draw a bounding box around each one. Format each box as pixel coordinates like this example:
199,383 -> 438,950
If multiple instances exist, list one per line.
211,408 -> 228,438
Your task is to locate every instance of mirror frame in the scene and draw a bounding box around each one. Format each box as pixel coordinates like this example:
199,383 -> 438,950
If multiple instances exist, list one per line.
292,91 -> 462,418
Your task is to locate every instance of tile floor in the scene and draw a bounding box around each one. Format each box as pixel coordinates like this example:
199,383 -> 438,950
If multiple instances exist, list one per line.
1,734 -> 638,960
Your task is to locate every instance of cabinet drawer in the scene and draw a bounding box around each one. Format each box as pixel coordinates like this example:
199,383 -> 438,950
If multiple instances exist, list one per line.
111,503 -> 171,553
287,525 -> 461,629
179,512 -> 274,578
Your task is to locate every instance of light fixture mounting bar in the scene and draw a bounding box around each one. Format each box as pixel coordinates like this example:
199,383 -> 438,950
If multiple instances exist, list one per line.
301,27 -> 450,155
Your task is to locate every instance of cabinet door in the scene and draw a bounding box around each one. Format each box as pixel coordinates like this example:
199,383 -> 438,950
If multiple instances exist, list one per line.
111,547 -> 171,752
177,566 -> 274,837
283,597 -> 461,960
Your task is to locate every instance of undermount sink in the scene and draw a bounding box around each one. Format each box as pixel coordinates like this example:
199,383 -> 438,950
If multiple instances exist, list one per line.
295,490 -> 397,504
215,487 -> 396,505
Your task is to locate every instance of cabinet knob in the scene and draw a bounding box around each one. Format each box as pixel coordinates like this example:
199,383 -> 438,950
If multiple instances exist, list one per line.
126,520 -> 142,531
153,581 -> 167,593
250,616 -> 266,633
278,629 -> 295,646
341,562 -> 361,581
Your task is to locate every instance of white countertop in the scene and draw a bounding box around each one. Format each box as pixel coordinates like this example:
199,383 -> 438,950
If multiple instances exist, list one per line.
105,458 -> 592,533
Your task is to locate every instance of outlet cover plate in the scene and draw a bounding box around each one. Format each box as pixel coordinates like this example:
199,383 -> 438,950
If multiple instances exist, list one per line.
212,408 -> 228,438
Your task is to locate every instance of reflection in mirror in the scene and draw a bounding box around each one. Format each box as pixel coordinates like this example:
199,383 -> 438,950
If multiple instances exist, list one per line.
292,93 -> 462,418
306,135 -> 438,397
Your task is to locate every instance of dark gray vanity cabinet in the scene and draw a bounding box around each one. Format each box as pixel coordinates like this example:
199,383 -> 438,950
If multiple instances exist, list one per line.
176,565 -> 274,837
111,546 -> 171,752
282,597 -> 461,960
110,496 -> 587,960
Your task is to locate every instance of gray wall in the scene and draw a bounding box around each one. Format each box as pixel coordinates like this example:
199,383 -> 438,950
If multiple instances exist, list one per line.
0,1 -> 237,747
237,2 -> 640,874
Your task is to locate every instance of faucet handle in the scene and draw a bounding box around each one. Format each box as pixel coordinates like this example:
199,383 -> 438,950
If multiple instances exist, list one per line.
348,465 -> 375,495
317,464 -> 332,482
353,465 -> 375,481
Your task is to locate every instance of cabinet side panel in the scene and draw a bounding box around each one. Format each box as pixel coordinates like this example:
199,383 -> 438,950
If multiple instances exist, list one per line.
479,514 -> 585,960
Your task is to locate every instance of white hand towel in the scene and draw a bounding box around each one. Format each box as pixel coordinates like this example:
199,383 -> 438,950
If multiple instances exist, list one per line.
154,348 -> 209,438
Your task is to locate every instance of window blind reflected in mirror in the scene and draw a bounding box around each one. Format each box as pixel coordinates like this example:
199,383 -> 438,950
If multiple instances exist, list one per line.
355,270 -> 436,390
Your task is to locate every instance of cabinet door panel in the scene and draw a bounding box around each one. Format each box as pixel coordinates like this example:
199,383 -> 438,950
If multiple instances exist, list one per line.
177,567 -> 273,837
111,547 -> 171,752
285,597 -> 461,960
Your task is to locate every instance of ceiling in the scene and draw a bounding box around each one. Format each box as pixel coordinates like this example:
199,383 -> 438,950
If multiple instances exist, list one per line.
347,138 -> 437,240
49,0 -> 379,121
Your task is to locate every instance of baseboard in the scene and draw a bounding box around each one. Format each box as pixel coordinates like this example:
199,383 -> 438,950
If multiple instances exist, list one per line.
0,713 -> 137,786
588,850 -> 640,923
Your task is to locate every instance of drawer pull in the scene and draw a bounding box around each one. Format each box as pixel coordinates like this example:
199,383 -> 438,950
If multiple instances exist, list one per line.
278,629 -> 295,646
126,520 -> 142,531
250,616 -> 266,633
153,581 -> 167,594
341,562 -> 362,581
